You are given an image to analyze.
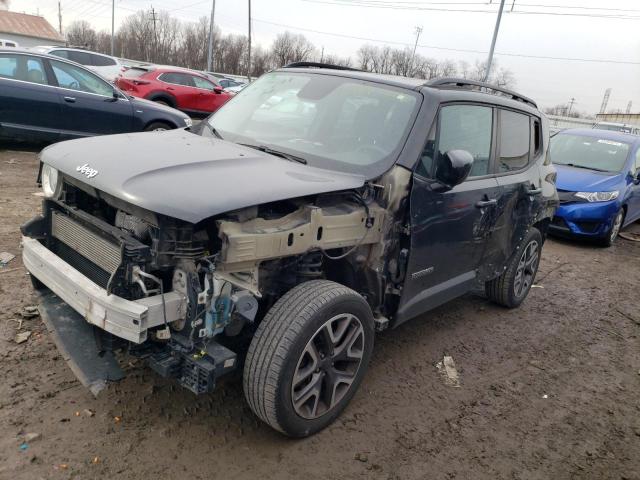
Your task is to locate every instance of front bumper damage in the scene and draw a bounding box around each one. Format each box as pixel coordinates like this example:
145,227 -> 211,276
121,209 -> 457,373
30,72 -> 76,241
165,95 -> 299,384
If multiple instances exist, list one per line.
23,235 -> 237,395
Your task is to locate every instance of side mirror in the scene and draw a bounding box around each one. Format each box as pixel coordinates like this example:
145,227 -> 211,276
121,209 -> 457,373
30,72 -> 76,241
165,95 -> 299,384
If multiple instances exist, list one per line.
433,150 -> 474,191
213,86 -> 224,94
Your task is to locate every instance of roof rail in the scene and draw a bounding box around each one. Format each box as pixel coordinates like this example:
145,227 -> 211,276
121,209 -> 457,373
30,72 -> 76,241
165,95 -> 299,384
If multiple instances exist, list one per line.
283,61 -> 361,72
427,77 -> 538,109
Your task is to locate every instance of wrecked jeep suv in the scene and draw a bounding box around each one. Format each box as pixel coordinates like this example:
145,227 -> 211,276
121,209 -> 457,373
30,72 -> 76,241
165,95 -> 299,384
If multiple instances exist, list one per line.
22,64 -> 557,437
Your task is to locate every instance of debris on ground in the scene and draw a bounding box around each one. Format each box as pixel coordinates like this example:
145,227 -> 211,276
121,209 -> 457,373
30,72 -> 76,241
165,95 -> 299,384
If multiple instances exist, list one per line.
542,394 -> 549,399
91,456 -> 100,464
32,191 -> 44,197
354,453 -> 369,462
19,443 -> 29,451
82,409 -> 95,417
531,284 -> 544,289
14,331 -> 32,344
619,231 -> 640,242
114,416 -> 122,423
0,251 -> 15,266
20,305 -> 39,319
20,433 -> 42,443
436,355 -> 461,387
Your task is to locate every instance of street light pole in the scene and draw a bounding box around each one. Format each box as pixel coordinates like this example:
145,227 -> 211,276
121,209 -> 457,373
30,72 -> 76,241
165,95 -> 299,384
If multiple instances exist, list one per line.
247,0 -> 252,81
206,0 -> 216,72
110,0 -> 115,56
483,0 -> 506,83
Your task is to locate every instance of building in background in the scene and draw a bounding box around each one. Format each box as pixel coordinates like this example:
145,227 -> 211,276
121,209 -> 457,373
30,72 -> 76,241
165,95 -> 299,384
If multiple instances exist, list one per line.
0,10 -> 63,48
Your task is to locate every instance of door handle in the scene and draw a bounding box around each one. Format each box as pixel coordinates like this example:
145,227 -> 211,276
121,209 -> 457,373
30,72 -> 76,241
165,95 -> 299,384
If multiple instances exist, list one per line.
527,187 -> 543,196
63,96 -> 76,103
475,199 -> 497,208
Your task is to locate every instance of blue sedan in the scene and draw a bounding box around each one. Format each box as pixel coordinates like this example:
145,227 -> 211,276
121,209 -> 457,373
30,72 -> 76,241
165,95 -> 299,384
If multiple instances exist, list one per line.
549,129 -> 640,246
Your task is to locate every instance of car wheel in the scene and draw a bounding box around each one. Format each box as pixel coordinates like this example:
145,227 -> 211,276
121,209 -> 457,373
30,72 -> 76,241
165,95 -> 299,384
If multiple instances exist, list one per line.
152,99 -> 170,107
485,227 -> 542,308
144,122 -> 172,132
598,209 -> 624,247
243,280 -> 374,437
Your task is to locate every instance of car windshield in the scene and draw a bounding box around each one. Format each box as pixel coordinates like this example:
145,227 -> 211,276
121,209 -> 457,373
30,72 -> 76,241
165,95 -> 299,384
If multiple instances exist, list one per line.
550,133 -> 630,172
204,71 -> 420,176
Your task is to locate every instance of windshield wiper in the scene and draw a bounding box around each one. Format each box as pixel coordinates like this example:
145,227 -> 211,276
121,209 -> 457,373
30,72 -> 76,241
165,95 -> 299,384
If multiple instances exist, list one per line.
206,123 -> 224,139
557,163 -> 610,173
238,143 -> 307,164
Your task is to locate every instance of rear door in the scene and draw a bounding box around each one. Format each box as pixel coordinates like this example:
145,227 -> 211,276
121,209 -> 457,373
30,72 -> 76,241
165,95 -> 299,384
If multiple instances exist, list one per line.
489,110 -> 542,278
158,72 -> 199,111
0,52 -> 62,142
397,104 -> 502,324
49,59 -> 133,138
627,148 -> 640,223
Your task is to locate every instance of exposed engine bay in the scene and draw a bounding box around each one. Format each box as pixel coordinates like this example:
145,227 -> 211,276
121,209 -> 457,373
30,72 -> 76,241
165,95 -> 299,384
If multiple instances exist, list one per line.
23,166 -> 411,395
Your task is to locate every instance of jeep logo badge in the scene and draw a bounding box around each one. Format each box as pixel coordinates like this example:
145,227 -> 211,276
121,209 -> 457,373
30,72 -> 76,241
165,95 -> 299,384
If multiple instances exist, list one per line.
76,163 -> 99,179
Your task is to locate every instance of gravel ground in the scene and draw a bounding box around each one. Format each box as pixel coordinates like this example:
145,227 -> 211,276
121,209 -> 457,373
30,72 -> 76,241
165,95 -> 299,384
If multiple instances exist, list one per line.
1,145 -> 639,480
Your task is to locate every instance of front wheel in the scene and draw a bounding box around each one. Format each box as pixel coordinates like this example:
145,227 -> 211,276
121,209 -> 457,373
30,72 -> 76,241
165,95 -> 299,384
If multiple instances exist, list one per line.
485,227 -> 542,308
144,121 -> 172,132
243,280 -> 374,437
598,208 -> 624,247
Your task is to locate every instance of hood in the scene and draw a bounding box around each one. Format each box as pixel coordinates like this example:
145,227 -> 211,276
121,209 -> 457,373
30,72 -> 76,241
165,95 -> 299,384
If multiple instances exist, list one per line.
41,129 -> 365,223
555,164 -> 624,192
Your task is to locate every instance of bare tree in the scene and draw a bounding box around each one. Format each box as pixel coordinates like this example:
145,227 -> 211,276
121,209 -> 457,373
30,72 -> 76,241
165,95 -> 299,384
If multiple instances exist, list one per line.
66,20 -> 97,49
271,32 -> 315,67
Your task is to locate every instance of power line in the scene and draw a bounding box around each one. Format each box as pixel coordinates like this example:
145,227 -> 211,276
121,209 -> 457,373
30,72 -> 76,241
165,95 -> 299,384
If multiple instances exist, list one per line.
252,18 -> 640,65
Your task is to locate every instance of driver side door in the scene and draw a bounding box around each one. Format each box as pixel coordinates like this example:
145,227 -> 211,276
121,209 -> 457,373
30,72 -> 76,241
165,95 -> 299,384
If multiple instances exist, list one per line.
396,104 -> 502,325
49,59 -> 133,138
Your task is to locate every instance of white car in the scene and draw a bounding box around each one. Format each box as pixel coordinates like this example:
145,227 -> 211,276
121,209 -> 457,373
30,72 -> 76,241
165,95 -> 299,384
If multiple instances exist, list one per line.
32,46 -> 123,82
0,39 -> 19,47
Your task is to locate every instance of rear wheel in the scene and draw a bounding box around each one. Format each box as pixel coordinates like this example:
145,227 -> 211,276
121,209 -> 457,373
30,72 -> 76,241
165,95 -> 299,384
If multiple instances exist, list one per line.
152,99 -> 170,107
598,208 -> 624,247
485,227 -> 542,308
144,121 -> 172,132
243,280 -> 374,437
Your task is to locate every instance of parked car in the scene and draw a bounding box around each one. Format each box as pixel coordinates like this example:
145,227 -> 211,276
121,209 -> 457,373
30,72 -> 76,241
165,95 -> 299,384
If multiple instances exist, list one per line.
0,48 -> 192,143
0,38 -> 18,47
202,72 -> 246,93
116,66 -> 234,117
549,128 -> 640,245
22,66 -> 556,437
592,121 -> 640,135
32,46 -> 124,82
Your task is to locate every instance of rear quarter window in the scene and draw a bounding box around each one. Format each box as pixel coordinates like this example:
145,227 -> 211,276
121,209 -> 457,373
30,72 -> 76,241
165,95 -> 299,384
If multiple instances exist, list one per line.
123,68 -> 148,78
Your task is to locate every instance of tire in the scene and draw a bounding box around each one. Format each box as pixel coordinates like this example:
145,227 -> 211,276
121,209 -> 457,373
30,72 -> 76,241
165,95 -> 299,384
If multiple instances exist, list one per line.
144,121 -> 172,132
243,280 -> 374,437
598,208 -> 624,247
485,227 -> 543,308
152,99 -> 171,107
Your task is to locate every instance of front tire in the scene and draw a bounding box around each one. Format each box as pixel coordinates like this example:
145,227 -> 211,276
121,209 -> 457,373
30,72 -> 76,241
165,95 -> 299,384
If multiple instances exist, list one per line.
144,121 -> 172,132
243,280 -> 374,437
485,227 -> 542,308
598,208 -> 624,247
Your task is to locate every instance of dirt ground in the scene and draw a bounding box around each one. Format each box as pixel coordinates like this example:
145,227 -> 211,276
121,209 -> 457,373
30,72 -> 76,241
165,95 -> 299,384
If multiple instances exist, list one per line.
0,145 -> 639,480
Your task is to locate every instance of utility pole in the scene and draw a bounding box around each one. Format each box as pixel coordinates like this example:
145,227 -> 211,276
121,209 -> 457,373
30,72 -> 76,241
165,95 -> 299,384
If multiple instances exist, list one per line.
599,88 -> 611,114
483,0 -> 506,83
320,46 -> 324,63
150,5 -> 157,63
110,0 -> 115,56
247,0 -> 252,81
58,1 -> 62,36
626,101 -> 632,114
567,97 -> 576,117
408,26 -> 422,77
206,0 -> 216,72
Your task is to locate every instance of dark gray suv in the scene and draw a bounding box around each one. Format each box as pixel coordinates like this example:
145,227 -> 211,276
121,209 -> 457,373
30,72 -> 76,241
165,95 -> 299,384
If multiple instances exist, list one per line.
22,64 -> 557,437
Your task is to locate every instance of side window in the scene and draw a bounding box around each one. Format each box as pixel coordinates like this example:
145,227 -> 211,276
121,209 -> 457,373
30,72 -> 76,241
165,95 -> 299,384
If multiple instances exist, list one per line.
49,49 -> 69,59
498,110 -> 530,172
533,118 -> 541,156
66,51 -> 91,65
0,54 -> 47,84
437,105 -> 493,178
0,54 -> 17,79
635,149 -> 640,172
91,54 -> 116,67
51,60 -> 113,96
192,75 -> 214,90
160,72 -> 192,87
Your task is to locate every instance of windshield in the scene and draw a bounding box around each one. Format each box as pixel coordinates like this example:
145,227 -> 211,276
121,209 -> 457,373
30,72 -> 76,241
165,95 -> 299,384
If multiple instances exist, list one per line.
205,71 -> 420,176
550,133 -> 630,172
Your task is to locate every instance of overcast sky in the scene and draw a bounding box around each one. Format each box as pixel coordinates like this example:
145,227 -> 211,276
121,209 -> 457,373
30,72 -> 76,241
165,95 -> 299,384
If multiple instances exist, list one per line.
9,0 -> 640,115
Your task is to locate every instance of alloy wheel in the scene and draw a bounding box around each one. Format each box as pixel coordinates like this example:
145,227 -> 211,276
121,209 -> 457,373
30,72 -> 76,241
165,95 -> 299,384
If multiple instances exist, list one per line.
291,313 -> 365,419
514,239 -> 539,298
609,211 -> 624,243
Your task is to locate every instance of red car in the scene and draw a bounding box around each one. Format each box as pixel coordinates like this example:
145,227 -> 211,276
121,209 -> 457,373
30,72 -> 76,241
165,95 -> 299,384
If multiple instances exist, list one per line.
116,66 -> 234,117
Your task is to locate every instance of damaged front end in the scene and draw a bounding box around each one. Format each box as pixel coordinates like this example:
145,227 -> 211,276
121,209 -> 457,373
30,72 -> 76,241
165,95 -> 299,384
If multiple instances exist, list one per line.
22,167 -> 409,396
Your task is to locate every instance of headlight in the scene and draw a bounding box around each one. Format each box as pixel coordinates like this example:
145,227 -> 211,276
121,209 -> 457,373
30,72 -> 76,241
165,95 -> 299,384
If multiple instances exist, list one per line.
41,164 -> 61,199
183,117 -> 193,127
575,191 -> 619,202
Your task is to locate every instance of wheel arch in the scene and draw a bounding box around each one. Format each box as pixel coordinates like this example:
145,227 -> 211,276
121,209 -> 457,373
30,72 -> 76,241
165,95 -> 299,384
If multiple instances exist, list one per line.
144,91 -> 177,107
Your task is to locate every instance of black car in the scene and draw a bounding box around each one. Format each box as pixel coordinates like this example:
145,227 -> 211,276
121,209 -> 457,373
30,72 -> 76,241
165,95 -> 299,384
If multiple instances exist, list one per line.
22,64 -> 557,437
0,48 -> 192,144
